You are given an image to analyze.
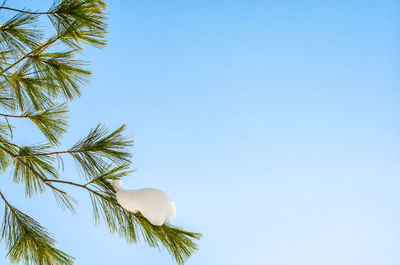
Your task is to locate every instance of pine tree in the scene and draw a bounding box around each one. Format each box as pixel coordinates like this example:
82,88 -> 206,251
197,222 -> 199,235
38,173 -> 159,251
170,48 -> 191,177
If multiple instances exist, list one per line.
0,1 -> 201,264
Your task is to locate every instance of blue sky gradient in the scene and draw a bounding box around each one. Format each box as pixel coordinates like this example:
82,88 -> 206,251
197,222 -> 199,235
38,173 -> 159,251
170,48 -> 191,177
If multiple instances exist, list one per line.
1,1 -> 400,264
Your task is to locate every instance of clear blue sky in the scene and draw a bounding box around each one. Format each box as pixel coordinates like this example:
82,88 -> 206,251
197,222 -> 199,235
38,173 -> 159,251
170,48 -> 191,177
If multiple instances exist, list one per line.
1,0 -> 400,264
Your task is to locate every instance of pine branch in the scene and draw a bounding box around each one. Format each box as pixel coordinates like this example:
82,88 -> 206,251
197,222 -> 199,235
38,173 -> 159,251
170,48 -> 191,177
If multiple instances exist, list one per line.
9,124 -> 133,178
70,124 -> 133,177
0,191 -> 74,265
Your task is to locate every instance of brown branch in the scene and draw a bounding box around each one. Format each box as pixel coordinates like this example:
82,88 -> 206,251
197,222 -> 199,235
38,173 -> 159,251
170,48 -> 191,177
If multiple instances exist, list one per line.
0,6 -> 56,15
0,113 -> 29,119
44,179 -> 106,200
45,179 -> 89,190
15,150 -> 75,158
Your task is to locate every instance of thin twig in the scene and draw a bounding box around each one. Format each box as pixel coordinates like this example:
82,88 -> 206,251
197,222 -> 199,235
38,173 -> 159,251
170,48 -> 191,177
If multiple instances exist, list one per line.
15,150 -> 75,158
0,6 -> 56,15
45,179 -> 107,200
0,191 -> 12,207
0,113 -> 28,118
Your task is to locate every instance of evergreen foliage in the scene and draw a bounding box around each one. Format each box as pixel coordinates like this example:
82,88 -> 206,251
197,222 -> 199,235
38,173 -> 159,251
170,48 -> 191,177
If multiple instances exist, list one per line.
0,1 -> 201,264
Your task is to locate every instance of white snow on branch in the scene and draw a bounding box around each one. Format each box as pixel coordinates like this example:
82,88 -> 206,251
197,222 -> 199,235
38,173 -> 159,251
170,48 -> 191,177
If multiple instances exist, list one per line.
113,180 -> 176,226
